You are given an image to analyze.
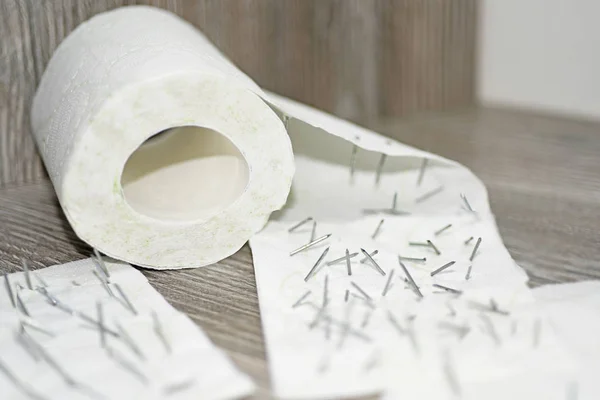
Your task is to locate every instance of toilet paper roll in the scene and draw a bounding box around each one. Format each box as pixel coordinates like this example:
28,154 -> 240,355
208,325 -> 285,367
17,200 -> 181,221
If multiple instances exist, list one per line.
31,6 -> 294,269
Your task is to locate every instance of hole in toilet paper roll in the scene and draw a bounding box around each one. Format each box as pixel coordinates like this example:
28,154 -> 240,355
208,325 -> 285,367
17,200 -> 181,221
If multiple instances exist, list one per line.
121,126 -> 249,222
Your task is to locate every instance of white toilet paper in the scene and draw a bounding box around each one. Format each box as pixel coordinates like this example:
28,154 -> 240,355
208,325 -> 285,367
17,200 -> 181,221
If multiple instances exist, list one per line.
31,6 -> 295,269
0,258 -> 255,399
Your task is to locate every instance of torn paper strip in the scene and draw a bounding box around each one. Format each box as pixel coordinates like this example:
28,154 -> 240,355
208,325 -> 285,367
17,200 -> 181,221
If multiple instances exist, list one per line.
0,258 -> 254,400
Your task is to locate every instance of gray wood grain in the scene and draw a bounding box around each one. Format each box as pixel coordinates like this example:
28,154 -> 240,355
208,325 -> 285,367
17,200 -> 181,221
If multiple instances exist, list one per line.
0,0 -> 477,186
2,108 -> 600,398
379,0 -> 478,116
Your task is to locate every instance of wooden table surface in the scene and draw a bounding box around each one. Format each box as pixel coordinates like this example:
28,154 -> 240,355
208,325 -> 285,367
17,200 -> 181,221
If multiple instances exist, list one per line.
1,107 -> 599,398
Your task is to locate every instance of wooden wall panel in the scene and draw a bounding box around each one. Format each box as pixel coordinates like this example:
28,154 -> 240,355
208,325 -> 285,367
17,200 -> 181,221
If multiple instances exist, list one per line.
0,0 -> 477,187
379,0 -> 477,116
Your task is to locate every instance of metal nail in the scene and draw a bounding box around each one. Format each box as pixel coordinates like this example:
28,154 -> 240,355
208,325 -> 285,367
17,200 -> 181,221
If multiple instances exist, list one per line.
351,294 -> 375,309
113,283 -> 137,315
427,240 -> 441,255
337,299 -> 355,349
93,270 -> 114,297
21,318 -> 54,337
288,217 -> 313,232
371,219 -> 384,239
15,292 -> 30,317
481,300 -> 510,316
398,255 -> 426,262
327,252 -> 358,266
359,250 -> 379,264
443,352 -> 461,396
345,249 -> 352,276
303,247 -> 330,282
363,352 -> 379,373
326,314 -> 372,342
350,144 -> 358,179
72,310 -> 111,334
351,282 -> 372,301
163,379 -> 195,396
115,322 -> 145,361
481,314 -> 501,346
152,311 -> 171,354
415,186 -> 444,203
433,283 -> 462,294
317,356 -> 330,374
387,311 -> 406,335
469,237 -> 482,261
323,275 -> 329,307
417,158 -> 428,186
21,260 -> 33,290
406,318 -> 419,355
460,193 -> 475,213
434,223 -> 452,236
308,307 -> 325,329
17,324 -> 41,361
290,234 -> 332,256
93,249 -> 110,278
360,248 -> 386,276
382,269 -> 395,296
24,333 -> 80,389
469,299 -> 509,316
344,290 -> 349,302
97,302 -> 106,348
4,273 -> 16,308
409,240 -> 440,255
308,306 -> 326,330
438,321 -> 470,339
361,309 -> 373,329
106,346 -> 148,385
310,220 -> 317,242
430,261 -> 456,276
0,357 -> 48,400
34,274 -> 48,288
464,236 -> 474,245
292,291 -> 312,308
375,154 -> 387,185
490,299 -> 500,312
398,258 -> 423,298
447,302 -> 457,317
465,265 -> 473,280
37,287 -> 57,306
321,320 -> 336,340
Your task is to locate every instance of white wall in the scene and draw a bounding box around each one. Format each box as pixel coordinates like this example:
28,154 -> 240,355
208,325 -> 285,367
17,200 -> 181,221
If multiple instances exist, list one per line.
478,0 -> 600,120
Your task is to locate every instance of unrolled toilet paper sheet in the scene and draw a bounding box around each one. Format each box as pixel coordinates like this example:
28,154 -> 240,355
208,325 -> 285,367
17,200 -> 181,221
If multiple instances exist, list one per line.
250,95 -> 575,399
0,258 -> 254,400
531,281 -> 600,400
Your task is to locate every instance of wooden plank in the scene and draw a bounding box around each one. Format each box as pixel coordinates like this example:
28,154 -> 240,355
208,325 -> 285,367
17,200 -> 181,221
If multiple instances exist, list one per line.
0,1 -> 46,186
0,0 -> 478,186
379,0 -> 477,116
